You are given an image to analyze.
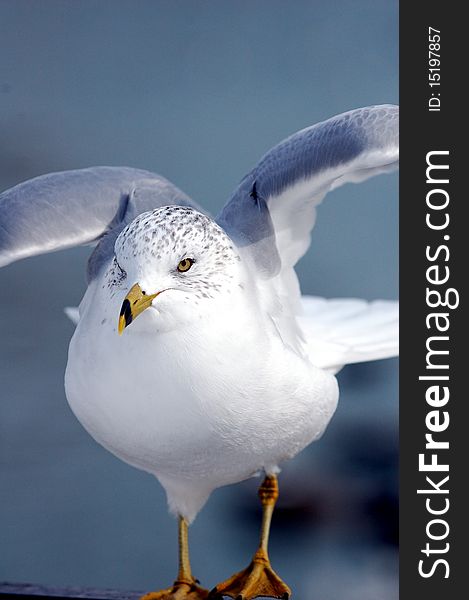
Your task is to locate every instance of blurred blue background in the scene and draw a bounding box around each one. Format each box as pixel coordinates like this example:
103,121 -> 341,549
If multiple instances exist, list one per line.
0,1 -> 398,599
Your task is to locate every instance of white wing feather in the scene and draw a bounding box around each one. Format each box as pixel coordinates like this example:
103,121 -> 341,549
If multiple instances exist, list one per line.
298,296 -> 398,373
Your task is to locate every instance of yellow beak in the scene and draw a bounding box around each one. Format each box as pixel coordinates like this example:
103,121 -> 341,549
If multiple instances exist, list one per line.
118,283 -> 159,335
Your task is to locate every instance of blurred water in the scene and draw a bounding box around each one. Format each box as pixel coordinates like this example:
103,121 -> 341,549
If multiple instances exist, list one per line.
0,2 -> 398,599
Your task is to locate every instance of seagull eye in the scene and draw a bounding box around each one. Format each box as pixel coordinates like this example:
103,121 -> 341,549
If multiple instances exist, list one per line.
177,258 -> 194,273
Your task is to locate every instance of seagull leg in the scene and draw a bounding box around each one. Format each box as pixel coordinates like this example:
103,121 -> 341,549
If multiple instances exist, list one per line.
141,516 -> 209,600
209,474 -> 291,600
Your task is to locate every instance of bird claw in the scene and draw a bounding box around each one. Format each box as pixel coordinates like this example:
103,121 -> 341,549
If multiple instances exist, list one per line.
209,559 -> 291,600
141,580 -> 209,600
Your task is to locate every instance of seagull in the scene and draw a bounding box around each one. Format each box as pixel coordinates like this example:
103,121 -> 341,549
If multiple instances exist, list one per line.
0,105 -> 398,600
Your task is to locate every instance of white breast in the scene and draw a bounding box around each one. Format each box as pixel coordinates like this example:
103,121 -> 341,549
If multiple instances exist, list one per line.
65,278 -> 339,516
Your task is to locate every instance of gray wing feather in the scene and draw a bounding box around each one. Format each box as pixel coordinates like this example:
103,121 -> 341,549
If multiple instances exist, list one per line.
0,166 -> 198,279
218,105 -> 398,275
218,105 -> 398,356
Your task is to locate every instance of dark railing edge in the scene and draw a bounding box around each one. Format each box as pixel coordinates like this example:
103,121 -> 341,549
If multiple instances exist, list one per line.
0,583 -> 144,600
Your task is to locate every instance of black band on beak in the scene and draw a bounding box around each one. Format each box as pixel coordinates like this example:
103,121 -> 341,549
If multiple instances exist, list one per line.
120,298 -> 133,328
118,283 -> 160,334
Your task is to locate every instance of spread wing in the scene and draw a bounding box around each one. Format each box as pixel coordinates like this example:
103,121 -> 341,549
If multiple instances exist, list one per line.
0,166 -> 198,280
218,104 -> 398,279
218,105 -> 398,354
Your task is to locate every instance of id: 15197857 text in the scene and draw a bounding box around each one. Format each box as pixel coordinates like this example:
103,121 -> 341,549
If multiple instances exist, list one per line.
428,26 -> 441,112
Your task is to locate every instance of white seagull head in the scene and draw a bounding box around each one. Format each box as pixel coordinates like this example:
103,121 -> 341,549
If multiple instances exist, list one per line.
113,206 -> 244,334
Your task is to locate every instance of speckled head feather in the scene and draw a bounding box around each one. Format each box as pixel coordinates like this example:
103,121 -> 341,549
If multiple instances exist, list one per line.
111,206 -> 242,301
